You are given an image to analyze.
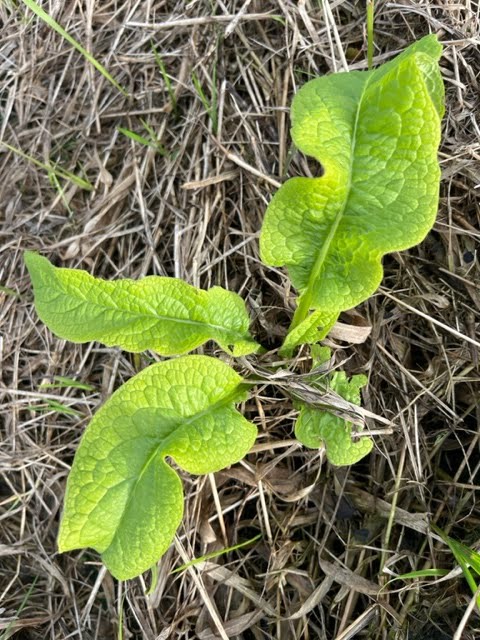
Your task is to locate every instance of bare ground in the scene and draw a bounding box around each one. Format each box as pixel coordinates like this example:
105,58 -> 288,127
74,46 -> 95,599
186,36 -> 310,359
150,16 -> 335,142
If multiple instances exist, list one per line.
1,1 -> 480,638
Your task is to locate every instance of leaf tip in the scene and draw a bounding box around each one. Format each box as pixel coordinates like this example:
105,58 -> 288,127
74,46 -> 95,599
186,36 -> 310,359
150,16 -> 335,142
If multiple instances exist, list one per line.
24,250 -> 51,278
24,249 -> 39,269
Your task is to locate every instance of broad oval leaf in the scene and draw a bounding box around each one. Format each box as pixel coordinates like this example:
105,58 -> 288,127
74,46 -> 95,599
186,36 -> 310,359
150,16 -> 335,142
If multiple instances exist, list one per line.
260,35 -> 443,347
295,371 -> 372,466
58,355 -> 257,580
25,251 -> 259,357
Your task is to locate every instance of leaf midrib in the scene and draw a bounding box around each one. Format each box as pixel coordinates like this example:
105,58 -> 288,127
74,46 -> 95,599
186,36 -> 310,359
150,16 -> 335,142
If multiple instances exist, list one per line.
101,382 -> 251,556
48,275 -> 250,342
290,74 -> 372,330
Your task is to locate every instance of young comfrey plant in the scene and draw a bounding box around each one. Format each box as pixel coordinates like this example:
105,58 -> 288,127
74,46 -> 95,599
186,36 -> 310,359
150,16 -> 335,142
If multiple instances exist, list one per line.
26,35 -> 444,580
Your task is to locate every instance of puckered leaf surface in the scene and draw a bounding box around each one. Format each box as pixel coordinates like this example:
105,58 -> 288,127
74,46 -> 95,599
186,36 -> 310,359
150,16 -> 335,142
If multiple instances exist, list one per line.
58,355 -> 256,579
295,370 -> 372,466
25,252 -> 259,357
260,35 -> 443,349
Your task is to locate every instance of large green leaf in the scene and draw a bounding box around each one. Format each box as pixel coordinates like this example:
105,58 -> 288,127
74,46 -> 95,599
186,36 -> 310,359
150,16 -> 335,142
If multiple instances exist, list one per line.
260,35 -> 443,348
295,369 -> 372,466
25,252 -> 259,356
58,355 -> 256,579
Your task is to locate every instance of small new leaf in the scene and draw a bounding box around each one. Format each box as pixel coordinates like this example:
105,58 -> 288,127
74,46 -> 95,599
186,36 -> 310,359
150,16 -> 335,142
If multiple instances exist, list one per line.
295,371 -> 373,466
260,35 -> 443,349
25,252 -> 259,357
58,355 -> 257,580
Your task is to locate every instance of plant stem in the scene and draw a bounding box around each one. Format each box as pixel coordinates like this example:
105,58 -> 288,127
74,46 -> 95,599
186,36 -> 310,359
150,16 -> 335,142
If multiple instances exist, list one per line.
287,203 -> 344,333
289,291 -> 312,332
367,0 -> 374,70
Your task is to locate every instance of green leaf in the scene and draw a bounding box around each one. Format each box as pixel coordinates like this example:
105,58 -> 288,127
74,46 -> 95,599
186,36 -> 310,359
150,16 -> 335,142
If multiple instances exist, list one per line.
26,399 -> 82,417
1,140 -> 92,191
279,309 -> 339,356
295,371 -> 373,466
171,533 -> 262,574
310,344 -> 332,368
25,252 -> 259,357
21,0 -> 127,96
393,568 -> 450,581
39,375 -> 95,391
118,126 -> 168,155
432,524 -> 480,607
58,355 -> 257,580
260,35 -> 443,348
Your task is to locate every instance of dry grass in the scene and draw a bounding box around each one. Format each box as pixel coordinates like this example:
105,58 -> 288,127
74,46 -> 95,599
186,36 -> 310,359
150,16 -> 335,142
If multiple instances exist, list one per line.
1,1 -> 480,638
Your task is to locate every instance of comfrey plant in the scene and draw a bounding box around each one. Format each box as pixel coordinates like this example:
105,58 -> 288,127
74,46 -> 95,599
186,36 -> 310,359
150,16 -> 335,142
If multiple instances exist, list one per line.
26,35 -> 443,580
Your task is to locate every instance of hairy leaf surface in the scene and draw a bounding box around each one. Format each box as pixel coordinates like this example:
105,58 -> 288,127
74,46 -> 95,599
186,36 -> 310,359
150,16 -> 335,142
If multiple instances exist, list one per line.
260,35 -> 443,348
295,370 -> 372,466
58,355 -> 256,579
25,252 -> 259,356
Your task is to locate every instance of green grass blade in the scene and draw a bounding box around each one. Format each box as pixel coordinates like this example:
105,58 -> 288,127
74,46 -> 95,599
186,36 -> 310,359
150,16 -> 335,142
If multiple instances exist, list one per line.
211,61 -> 218,134
192,71 -> 218,134
192,73 -> 210,113
39,376 -> 95,391
27,399 -> 82,417
1,141 -> 92,190
21,0 -> 127,96
447,538 -> 480,576
118,127 -> 156,149
0,577 -> 38,640
47,168 -> 74,214
171,534 -> 262,574
146,563 -> 159,595
118,125 -> 168,155
0,285 -> 21,299
446,539 -> 480,586
139,119 -> 168,155
393,568 -> 449,581
137,118 -> 157,142
139,119 -> 157,139
151,44 -> 177,115
367,0 -> 374,69
432,524 -> 480,607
